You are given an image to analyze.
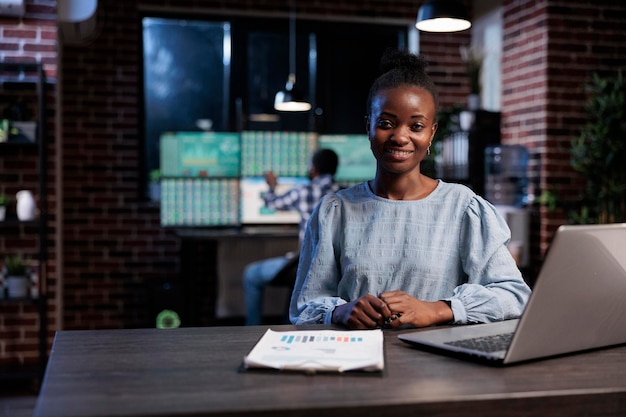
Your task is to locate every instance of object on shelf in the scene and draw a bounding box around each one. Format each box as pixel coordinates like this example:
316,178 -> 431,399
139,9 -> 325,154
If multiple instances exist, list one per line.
11,121 -> 37,142
5,275 -> 29,298
16,190 -> 36,221
3,254 -> 30,298
30,267 -> 39,298
0,119 -> 8,142
2,102 -> 35,142
0,192 -> 8,220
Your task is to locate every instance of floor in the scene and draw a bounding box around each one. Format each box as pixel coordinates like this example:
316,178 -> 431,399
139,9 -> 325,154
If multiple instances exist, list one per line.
0,380 -> 38,417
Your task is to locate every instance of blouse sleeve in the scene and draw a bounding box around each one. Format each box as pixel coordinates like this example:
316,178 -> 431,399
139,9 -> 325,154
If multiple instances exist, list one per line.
450,197 -> 532,324
289,195 -> 346,324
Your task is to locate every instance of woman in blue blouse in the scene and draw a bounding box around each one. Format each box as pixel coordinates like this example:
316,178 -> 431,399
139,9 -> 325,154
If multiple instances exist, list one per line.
290,50 -> 531,329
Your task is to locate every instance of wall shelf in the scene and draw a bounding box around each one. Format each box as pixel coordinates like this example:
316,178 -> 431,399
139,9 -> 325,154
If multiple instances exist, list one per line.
0,61 -> 48,386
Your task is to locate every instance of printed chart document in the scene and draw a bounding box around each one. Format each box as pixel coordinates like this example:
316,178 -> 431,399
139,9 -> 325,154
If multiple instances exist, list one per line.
243,329 -> 384,373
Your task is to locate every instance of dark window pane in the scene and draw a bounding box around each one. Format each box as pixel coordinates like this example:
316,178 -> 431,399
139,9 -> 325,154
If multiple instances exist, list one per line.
142,18 -> 230,176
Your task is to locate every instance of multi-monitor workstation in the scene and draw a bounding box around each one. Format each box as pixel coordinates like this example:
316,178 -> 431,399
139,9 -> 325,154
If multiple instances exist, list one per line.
159,131 -> 376,227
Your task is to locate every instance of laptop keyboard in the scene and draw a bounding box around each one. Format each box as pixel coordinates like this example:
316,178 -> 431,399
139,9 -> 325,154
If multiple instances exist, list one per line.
445,332 -> 514,353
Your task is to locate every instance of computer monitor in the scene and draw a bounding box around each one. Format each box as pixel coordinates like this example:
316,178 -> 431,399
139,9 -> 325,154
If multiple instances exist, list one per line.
240,131 -> 317,177
240,176 -> 308,225
160,178 -> 240,227
318,134 -> 376,183
160,131 -> 241,178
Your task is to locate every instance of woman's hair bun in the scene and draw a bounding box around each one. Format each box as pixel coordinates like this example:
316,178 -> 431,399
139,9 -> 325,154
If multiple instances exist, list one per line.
379,48 -> 428,74
367,48 -> 439,115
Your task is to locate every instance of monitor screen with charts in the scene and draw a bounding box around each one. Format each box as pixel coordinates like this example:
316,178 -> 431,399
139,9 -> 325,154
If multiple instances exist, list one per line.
240,131 -> 317,177
318,134 -> 376,184
160,178 -> 240,227
160,132 -> 241,178
240,177 -> 308,225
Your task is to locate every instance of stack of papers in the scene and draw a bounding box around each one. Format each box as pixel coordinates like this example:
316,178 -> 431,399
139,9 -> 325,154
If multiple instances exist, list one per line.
243,329 -> 384,373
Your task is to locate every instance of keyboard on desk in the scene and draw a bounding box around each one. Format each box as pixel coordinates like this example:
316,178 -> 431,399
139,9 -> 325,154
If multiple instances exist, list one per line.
445,332 -> 514,353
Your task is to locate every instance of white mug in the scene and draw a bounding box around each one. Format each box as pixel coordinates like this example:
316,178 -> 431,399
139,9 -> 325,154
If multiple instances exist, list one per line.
16,190 -> 36,221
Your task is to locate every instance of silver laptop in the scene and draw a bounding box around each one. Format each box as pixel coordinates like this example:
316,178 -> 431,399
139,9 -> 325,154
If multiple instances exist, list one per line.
398,223 -> 626,365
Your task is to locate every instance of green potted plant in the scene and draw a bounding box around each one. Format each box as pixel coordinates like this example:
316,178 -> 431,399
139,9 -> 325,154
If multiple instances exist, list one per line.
3,254 -> 31,298
569,70 -> 626,224
538,70 -> 626,224
460,45 -> 483,110
0,193 -> 9,221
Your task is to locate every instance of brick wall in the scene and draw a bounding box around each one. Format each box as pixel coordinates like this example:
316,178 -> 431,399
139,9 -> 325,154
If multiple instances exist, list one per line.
2,0 -> 625,370
501,0 -> 626,274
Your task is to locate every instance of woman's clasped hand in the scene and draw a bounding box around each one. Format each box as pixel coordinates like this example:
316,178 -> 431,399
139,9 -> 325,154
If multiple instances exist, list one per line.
331,292 -> 454,329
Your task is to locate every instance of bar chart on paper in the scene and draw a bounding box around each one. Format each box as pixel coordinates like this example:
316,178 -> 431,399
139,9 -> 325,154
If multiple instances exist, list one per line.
243,329 -> 384,373
280,334 -> 364,344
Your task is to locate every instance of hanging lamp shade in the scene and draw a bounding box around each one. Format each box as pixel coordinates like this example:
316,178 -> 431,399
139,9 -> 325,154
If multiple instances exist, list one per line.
274,4 -> 311,112
416,0 -> 471,33
274,73 -> 311,112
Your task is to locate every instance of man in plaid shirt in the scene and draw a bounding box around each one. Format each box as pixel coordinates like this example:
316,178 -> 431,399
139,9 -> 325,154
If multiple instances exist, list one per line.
243,149 -> 340,325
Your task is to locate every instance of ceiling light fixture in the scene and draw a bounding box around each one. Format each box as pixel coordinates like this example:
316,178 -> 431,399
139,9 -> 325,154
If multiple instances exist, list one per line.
274,3 -> 311,112
416,0 -> 471,33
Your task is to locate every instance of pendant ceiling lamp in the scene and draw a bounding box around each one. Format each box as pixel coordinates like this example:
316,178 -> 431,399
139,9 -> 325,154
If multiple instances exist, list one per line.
416,0 -> 471,33
274,4 -> 311,112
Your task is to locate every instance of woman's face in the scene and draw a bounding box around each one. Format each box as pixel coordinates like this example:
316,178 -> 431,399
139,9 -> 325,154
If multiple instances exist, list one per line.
366,86 -> 437,176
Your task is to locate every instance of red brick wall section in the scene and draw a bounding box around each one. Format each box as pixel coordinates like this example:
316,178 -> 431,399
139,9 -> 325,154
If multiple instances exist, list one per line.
0,0 -> 57,369
0,0 -> 57,75
501,0 -> 626,267
59,1 -> 169,331
420,31 -> 472,108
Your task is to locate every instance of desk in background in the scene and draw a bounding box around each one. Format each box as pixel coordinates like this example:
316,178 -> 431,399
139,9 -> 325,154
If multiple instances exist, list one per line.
177,227 -> 299,325
34,325 -> 626,417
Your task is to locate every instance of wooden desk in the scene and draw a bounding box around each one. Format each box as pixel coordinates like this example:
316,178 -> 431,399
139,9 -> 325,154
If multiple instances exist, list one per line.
35,325 -> 626,417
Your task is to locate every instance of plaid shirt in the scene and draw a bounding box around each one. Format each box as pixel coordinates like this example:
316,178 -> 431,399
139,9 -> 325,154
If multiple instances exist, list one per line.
263,174 -> 340,243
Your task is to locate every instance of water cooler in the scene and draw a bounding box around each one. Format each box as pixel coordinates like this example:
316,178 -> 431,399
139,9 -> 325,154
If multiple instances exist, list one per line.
484,145 -> 530,267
